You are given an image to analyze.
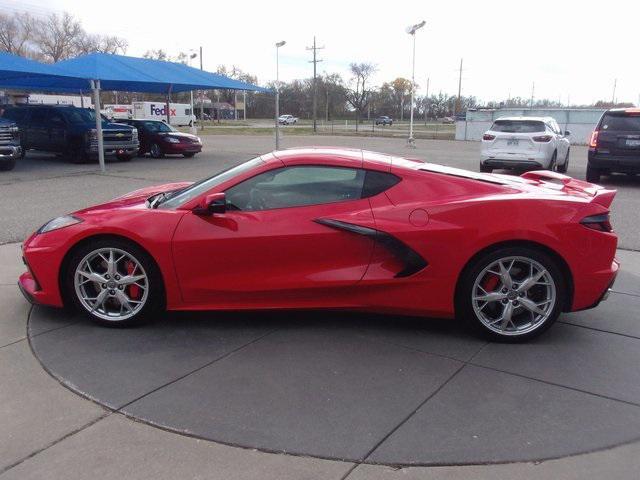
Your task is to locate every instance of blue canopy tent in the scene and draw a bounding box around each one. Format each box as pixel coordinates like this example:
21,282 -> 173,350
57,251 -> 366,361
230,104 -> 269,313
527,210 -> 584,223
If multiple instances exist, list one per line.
0,52 -> 271,171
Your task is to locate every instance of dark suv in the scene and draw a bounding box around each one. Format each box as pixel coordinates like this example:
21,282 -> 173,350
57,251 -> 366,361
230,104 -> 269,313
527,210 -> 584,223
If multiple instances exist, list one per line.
588,108 -> 640,183
375,116 -> 393,126
0,116 -> 22,171
2,105 -> 139,163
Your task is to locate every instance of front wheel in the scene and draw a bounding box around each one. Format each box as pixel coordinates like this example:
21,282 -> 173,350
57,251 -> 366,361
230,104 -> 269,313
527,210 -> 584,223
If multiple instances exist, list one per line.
182,152 -> 196,158
64,239 -> 164,327
150,143 -> 164,158
557,148 -> 569,173
456,247 -> 565,342
0,158 -> 16,171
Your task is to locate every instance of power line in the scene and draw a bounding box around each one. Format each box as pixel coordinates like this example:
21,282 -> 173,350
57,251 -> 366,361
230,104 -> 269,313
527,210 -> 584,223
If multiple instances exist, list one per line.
306,36 -> 324,133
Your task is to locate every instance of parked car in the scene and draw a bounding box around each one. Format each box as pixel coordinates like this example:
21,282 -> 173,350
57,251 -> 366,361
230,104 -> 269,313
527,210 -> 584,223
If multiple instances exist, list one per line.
480,117 -> 570,173
441,116 -> 455,124
2,105 -> 139,163
375,116 -> 393,126
119,119 -> 202,158
278,114 -> 298,125
19,148 -> 617,342
587,108 -> 640,183
0,115 -> 22,171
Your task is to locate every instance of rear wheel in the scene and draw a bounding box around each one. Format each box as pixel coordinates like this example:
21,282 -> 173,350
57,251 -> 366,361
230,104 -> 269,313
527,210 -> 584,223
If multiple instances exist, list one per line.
456,246 -> 565,342
549,151 -> 557,171
586,164 -> 601,183
64,238 -> 164,327
150,143 -> 164,158
557,148 -> 569,173
182,152 -> 196,158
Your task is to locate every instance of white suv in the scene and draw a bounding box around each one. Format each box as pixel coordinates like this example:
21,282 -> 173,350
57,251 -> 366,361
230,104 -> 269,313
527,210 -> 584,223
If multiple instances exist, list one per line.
480,117 -> 570,173
278,114 -> 298,125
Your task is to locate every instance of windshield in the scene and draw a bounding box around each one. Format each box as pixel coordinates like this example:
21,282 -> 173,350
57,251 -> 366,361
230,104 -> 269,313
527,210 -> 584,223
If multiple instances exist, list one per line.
159,156 -> 265,209
63,108 -> 98,124
491,120 -> 545,133
141,121 -> 176,133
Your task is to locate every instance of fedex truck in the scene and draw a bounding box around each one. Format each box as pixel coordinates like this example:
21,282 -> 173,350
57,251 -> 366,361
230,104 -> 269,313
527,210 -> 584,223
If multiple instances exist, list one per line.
132,102 -> 196,126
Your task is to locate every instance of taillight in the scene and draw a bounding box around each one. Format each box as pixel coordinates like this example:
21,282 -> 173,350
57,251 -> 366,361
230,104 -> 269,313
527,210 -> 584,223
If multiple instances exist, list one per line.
589,130 -> 599,148
581,213 -> 612,232
482,134 -> 495,141
532,135 -> 553,142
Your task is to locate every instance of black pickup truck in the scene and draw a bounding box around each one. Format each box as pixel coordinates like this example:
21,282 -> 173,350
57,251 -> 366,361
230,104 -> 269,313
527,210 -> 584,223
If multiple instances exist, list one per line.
2,104 -> 139,163
0,116 -> 22,171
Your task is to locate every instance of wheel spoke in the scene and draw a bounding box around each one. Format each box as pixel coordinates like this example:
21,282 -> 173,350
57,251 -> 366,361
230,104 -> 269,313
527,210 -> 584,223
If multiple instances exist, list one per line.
499,302 -> 514,331
78,269 -> 106,284
473,291 -> 507,303
90,289 -> 109,313
114,289 -> 134,313
518,269 -> 547,292
519,297 -> 549,316
119,273 -> 146,285
498,261 -> 513,289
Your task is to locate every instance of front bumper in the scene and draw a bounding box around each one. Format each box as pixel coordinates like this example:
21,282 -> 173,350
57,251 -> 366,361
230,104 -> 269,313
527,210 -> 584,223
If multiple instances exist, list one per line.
87,142 -> 139,158
162,142 -> 202,154
0,144 -> 22,159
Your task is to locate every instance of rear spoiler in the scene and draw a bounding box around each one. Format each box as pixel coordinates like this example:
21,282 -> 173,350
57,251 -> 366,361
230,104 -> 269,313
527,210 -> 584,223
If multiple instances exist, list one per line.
520,170 -> 616,208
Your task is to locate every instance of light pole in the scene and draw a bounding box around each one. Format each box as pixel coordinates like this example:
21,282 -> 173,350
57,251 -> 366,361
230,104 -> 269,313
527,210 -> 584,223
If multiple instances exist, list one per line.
275,40 -> 286,150
188,51 -> 198,135
406,20 -> 426,148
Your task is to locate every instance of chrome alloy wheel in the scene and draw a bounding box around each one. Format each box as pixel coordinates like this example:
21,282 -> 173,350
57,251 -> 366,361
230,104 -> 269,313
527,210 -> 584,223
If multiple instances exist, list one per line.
471,256 -> 556,336
74,247 -> 149,322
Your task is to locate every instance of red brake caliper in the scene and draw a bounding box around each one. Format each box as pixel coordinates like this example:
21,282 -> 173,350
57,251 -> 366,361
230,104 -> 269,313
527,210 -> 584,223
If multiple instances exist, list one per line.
482,273 -> 500,293
125,261 -> 140,300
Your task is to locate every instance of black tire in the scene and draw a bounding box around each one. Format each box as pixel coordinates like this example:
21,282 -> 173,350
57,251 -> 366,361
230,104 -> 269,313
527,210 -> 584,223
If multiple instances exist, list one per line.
63,237 -> 164,327
456,246 -> 566,342
586,164 -> 601,183
557,148 -> 569,173
116,154 -> 132,162
480,164 -> 493,173
549,151 -> 557,172
150,143 -> 164,158
0,158 -> 16,171
182,152 -> 196,158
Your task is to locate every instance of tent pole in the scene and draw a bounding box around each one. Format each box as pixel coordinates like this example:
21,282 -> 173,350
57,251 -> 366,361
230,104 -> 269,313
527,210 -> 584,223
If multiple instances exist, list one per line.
166,85 -> 172,125
91,80 -> 105,173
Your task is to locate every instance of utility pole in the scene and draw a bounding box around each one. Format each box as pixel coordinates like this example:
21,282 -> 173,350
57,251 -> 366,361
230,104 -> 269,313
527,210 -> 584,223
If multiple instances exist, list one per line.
306,36 -> 324,133
456,58 -> 463,115
612,78 -> 617,105
530,82 -> 535,109
424,76 -> 429,124
199,46 -> 204,130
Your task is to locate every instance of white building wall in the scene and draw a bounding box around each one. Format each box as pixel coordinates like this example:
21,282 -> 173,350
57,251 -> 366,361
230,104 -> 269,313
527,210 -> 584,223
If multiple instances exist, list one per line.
455,108 -> 606,145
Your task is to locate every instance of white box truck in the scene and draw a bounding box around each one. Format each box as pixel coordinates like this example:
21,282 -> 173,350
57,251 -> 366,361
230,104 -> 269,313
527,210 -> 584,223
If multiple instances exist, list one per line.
132,102 -> 196,126
103,104 -> 133,120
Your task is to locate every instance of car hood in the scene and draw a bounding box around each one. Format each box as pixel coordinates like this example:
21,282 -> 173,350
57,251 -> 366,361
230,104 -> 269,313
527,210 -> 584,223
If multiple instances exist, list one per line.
74,182 -> 194,213
156,132 -> 199,140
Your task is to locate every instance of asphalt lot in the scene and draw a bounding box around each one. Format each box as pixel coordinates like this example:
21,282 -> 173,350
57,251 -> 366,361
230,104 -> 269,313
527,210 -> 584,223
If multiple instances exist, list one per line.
1,134 -> 639,250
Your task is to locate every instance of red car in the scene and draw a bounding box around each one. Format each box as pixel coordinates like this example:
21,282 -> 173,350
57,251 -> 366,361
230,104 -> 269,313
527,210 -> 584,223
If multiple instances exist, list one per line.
18,148 -> 618,342
120,119 -> 202,158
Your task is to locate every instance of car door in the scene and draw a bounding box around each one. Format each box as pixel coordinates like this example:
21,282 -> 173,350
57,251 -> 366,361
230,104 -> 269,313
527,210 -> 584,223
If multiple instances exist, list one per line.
48,111 -> 68,152
172,165 -> 376,307
26,107 -> 49,149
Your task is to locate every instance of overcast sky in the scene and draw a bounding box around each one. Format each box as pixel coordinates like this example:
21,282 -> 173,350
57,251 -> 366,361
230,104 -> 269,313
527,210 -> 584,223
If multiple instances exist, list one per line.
4,0 -> 640,105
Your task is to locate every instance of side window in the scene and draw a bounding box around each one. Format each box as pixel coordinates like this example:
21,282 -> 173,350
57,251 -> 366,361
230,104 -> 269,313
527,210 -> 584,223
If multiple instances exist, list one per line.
225,166 -> 365,211
30,108 -> 48,124
50,112 -> 65,125
362,170 -> 401,198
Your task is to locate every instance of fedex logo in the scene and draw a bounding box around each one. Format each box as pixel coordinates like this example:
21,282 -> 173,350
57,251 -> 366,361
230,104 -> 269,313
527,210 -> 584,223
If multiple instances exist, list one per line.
150,104 -> 176,116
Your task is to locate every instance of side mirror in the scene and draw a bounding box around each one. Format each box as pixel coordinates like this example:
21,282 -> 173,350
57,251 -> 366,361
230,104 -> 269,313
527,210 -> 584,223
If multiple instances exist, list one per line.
564,130 -> 571,136
193,192 -> 226,216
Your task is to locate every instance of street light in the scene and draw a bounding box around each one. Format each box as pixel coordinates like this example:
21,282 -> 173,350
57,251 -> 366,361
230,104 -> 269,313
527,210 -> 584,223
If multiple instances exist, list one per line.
188,51 -> 198,135
406,20 -> 426,148
275,40 -> 286,150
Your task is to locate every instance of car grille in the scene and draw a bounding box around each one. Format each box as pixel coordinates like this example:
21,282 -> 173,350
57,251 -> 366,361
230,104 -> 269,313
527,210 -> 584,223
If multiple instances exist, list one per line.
103,130 -> 132,143
0,128 -> 13,144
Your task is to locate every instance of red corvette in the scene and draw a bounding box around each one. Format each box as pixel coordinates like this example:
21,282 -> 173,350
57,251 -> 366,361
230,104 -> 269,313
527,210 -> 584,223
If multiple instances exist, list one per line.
19,148 -> 618,341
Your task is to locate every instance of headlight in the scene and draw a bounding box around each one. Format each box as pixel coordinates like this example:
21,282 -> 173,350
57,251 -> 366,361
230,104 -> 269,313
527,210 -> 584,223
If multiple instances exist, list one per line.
164,137 -> 180,143
37,215 -> 83,234
131,129 -> 138,139
196,137 -> 202,143
9,125 -> 19,133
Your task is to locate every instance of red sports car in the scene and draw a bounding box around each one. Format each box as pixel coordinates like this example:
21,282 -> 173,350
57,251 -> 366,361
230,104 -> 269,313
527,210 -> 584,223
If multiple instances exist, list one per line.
18,148 -> 618,341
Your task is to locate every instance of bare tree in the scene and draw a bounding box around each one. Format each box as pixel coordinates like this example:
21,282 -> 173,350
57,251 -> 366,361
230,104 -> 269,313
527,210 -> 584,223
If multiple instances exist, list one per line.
35,12 -> 83,62
0,12 -> 36,57
346,62 -> 376,131
76,32 -> 127,55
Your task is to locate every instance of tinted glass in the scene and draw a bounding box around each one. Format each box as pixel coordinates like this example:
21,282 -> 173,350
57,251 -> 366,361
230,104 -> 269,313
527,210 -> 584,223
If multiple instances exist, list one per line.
63,108 -> 97,123
490,120 -> 545,133
362,170 -> 401,198
141,121 -> 175,132
29,108 -> 49,123
225,166 -> 365,211
601,114 -> 640,131
1,108 -> 27,122
159,157 -> 265,209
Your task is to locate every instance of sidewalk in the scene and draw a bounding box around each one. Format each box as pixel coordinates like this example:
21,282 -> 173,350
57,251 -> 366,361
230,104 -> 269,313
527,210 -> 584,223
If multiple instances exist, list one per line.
1,241 -> 639,480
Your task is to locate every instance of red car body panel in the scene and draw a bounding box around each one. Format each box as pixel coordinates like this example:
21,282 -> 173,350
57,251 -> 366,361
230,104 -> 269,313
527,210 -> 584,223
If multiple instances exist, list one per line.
19,148 -> 618,319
